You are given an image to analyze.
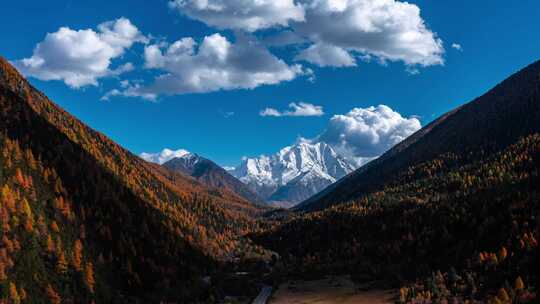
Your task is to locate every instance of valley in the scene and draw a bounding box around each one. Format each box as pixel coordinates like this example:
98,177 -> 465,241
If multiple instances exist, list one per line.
1,33 -> 539,304
269,276 -> 395,304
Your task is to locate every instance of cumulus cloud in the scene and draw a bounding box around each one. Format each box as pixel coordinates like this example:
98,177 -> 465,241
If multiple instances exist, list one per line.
263,30 -> 308,47
295,43 -> 356,67
260,102 -> 324,117
294,0 -> 444,67
169,0 -> 444,69
123,33 -> 306,96
14,17 -> 147,88
140,148 -> 190,164
246,104 -> 421,168
451,43 -> 462,51
318,105 -> 421,164
168,0 -> 305,32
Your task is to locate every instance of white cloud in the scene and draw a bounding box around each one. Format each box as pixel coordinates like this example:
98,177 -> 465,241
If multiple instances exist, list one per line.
14,17 -> 147,88
405,67 -> 420,75
169,0 -> 444,69
295,43 -> 356,67
168,0 -> 305,32
260,102 -> 324,117
451,43 -> 462,51
222,111 -> 235,118
318,105 -> 421,164
101,80 -> 157,101
140,148 -> 190,164
294,0 -> 444,67
263,30 -> 308,47
125,33 -> 306,96
246,104 -> 421,168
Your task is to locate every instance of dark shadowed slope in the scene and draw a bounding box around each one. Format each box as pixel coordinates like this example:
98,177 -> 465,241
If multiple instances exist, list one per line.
299,59 -> 540,211
0,56 -> 262,302
255,59 -> 540,303
163,154 -> 266,205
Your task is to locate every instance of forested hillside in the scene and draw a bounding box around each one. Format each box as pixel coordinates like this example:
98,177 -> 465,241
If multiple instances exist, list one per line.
299,59 -> 540,212
163,154 -> 266,206
0,57 -> 266,302
255,60 -> 540,303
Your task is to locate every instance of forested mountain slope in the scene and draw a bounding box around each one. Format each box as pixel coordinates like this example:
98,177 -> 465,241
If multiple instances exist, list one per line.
299,59 -> 540,211
255,60 -> 540,303
0,56 -> 263,302
163,154 -> 266,205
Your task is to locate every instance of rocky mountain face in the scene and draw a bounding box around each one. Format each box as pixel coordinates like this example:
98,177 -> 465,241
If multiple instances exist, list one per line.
163,153 -> 265,205
232,141 -> 357,206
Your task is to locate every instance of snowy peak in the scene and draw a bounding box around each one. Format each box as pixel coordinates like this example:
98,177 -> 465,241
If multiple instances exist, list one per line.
140,148 -> 191,164
162,153 -> 266,205
232,140 -> 357,206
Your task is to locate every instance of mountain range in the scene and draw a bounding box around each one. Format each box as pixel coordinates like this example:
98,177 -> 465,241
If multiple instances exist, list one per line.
1,52 -> 539,303
231,140 -> 357,207
162,152 -> 266,205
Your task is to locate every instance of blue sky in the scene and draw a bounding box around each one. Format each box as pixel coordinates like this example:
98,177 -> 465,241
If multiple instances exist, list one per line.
1,0 -> 539,167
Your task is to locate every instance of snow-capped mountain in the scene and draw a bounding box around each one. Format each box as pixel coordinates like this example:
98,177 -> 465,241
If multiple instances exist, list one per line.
231,140 -> 357,206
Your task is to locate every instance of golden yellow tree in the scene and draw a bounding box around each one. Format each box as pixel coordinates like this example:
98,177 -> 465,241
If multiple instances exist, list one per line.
498,288 -> 510,302
46,285 -> 62,304
50,221 -> 60,233
72,239 -> 83,272
1,185 -> 15,212
15,168 -> 28,189
85,262 -> 95,293
46,234 -> 55,253
24,217 -> 33,233
19,287 -> 26,301
56,251 -> 68,274
0,261 -> 6,281
9,282 -> 20,304
20,198 -> 32,217
515,276 -> 525,290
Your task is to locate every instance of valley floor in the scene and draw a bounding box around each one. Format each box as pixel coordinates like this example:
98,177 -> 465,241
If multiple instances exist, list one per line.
269,276 -> 395,304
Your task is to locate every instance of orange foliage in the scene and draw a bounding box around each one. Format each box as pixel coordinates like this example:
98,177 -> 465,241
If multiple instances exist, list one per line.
85,262 -> 95,293
45,285 -> 61,304
72,239 -> 83,272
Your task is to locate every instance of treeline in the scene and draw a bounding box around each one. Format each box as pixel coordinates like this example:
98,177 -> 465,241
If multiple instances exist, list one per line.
0,57 -> 269,302
254,134 -> 540,303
